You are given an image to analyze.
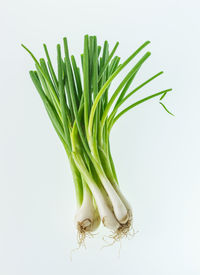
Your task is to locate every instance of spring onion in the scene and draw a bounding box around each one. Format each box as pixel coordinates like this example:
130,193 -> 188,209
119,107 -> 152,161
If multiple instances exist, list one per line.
22,35 -> 173,243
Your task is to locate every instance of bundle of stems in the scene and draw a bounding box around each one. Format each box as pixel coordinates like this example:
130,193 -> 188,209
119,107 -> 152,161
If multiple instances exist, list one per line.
22,35 -> 172,242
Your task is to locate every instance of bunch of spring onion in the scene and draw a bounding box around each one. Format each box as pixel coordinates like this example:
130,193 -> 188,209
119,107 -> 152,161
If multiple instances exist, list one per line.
22,35 -> 172,242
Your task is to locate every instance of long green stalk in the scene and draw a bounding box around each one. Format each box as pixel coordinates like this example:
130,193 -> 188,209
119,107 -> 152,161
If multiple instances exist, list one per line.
23,35 -> 173,243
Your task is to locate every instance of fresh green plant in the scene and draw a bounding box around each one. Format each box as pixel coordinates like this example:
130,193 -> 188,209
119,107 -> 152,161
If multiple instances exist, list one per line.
22,35 -> 173,243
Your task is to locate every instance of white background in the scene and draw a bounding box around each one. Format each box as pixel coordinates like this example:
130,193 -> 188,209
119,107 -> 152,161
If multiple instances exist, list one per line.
1,0 -> 200,274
